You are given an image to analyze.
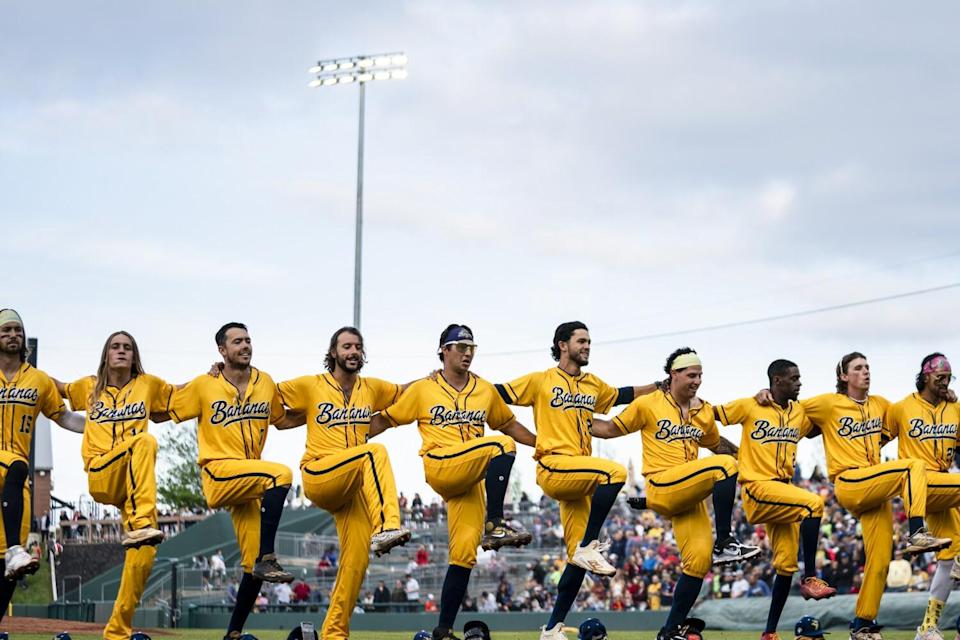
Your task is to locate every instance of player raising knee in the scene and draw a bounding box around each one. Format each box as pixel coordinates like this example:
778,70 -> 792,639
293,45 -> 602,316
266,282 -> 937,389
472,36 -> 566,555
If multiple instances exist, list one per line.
591,348 -> 759,640
885,353 -> 960,640
370,324 -> 536,640
274,326 -> 412,640
713,359 -> 836,640
56,331 -> 176,640
494,321 -> 657,640
0,309 -> 84,625
160,322 -> 301,640
758,351 -> 949,640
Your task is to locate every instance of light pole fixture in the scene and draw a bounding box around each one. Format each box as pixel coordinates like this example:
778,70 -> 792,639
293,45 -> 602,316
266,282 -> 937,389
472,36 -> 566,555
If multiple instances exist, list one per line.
308,52 -> 408,329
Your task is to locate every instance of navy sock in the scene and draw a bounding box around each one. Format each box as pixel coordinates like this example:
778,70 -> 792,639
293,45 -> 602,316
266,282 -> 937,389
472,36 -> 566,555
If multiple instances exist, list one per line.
484,454 -> 515,522
801,517 -> 821,578
0,561 -> 16,623
227,573 -> 262,634
546,564 -> 588,628
438,564 -> 472,629
663,573 -> 703,631
851,617 -> 875,631
1,461 -> 28,547
712,474 -> 737,542
909,516 -> 924,536
765,574 -> 793,632
581,482 -> 624,545
258,485 -> 289,559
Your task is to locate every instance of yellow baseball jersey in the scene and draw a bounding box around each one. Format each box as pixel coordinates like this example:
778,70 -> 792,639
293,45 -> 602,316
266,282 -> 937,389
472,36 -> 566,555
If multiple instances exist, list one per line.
64,374 -> 175,469
500,368 -> 618,459
382,373 -> 515,456
612,389 -> 720,476
715,397 -> 814,482
801,393 -> 890,481
277,373 -> 401,466
166,368 -> 284,466
886,393 -> 960,472
0,363 -> 64,459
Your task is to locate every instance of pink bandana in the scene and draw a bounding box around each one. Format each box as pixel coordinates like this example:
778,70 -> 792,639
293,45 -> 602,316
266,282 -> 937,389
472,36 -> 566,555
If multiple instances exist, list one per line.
923,356 -> 952,375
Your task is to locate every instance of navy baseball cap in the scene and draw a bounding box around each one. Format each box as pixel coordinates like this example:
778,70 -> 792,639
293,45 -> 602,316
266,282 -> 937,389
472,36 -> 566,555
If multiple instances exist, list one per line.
439,325 -> 476,348
796,616 -> 829,638
413,632 -> 432,640
463,620 -> 491,640
579,618 -> 608,640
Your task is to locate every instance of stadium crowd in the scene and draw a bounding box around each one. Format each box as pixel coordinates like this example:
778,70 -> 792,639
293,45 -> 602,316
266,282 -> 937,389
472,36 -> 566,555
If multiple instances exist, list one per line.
358,467 -> 954,614
44,467 -> 957,614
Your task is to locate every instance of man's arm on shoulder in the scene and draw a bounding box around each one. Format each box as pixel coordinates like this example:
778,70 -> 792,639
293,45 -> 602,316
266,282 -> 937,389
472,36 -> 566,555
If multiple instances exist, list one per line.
590,418 -> 624,439
500,420 -> 536,448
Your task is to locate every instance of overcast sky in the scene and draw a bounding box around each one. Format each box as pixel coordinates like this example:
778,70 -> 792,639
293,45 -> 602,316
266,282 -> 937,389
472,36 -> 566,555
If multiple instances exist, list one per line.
3,2 -> 959,511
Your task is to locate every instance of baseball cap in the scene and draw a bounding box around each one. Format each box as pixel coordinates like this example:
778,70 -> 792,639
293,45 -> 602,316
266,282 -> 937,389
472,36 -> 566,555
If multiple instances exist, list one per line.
439,325 -> 476,349
413,632 -> 432,640
131,633 -> 153,640
796,615 -> 829,638
286,622 -> 318,640
579,618 -> 608,640
463,620 -> 491,640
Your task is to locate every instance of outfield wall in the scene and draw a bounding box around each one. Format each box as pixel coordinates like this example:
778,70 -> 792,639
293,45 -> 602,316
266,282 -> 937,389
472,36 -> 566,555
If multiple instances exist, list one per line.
17,592 -> 960,631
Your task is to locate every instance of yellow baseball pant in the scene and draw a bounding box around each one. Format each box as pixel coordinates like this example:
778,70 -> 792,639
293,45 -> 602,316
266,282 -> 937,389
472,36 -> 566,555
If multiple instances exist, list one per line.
834,459 -> 929,620
645,455 -> 738,579
87,432 -> 159,531
202,459 -> 292,572
741,480 -> 824,576
302,443 -> 402,640
535,454 -> 627,559
0,451 -> 30,555
423,435 -> 516,569
102,546 -> 157,640
926,471 -> 960,561
86,433 -> 161,640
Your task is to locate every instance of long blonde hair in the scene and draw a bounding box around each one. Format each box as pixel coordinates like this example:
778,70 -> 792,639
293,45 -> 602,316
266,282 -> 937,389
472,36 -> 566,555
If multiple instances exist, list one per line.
90,331 -> 145,405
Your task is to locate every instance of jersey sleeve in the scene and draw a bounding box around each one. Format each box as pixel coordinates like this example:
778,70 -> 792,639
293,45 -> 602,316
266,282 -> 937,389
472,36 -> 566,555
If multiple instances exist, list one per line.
277,376 -> 310,412
148,375 -> 177,414
698,404 -> 720,449
39,373 -> 65,420
873,395 -> 891,414
500,372 -> 544,407
715,398 -> 749,426
367,377 -> 403,412
798,410 -> 815,438
884,401 -> 902,441
381,383 -> 421,427
800,394 -> 831,427
594,377 -> 619,415
167,376 -> 204,422
486,390 -> 516,431
64,376 -> 94,412
270,385 -> 286,425
612,398 -> 645,435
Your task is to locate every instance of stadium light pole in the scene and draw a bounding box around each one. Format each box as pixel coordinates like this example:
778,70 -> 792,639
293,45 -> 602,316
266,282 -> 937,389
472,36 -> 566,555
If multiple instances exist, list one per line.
308,52 -> 408,329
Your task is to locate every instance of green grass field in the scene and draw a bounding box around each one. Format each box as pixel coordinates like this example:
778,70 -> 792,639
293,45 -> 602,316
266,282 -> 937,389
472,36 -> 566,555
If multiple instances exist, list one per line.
2,631 -> 926,640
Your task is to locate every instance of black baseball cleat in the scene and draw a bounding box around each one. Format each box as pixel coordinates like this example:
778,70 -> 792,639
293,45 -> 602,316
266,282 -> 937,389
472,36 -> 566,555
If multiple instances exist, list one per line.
432,626 -> 461,640
713,536 -> 761,565
252,554 -> 294,583
481,518 -> 532,551
658,626 -> 688,640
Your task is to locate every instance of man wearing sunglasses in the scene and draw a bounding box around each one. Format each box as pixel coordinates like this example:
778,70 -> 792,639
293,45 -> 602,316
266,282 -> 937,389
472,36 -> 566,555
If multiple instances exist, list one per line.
371,324 -> 537,640
885,353 -> 960,640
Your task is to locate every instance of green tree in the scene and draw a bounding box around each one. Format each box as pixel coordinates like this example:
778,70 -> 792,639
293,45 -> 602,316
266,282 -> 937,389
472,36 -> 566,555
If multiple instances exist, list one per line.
156,421 -> 205,511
